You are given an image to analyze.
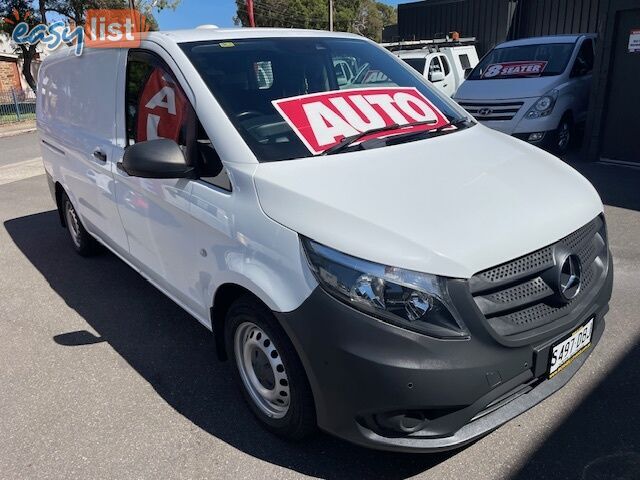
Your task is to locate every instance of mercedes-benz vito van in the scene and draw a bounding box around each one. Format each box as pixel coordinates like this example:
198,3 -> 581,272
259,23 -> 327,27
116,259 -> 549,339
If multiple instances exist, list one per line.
37,28 -> 612,452
455,34 -> 596,155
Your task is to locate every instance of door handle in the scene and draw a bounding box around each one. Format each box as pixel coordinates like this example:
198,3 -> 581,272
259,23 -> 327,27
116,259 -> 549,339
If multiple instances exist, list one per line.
92,148 -> 107,162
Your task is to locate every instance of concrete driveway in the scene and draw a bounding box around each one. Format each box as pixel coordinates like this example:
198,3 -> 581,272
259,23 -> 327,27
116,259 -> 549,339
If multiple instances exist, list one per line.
1,132 -> 638,479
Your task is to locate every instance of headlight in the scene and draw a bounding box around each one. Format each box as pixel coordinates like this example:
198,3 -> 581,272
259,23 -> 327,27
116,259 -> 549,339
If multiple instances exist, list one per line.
525,89 -> 558,119
301,238 -> 469,339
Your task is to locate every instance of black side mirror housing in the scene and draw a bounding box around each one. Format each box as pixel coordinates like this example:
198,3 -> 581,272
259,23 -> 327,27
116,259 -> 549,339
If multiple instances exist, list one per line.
464,67 -> 473,79
120,138 -> 196,179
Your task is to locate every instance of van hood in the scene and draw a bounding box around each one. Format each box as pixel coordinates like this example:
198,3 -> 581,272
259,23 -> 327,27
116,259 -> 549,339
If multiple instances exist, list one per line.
455,76 -> 561,101
253,125 -> 602,278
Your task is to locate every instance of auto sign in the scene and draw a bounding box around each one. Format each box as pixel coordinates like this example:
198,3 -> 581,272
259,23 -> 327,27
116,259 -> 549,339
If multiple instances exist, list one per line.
272,87 -> 449,154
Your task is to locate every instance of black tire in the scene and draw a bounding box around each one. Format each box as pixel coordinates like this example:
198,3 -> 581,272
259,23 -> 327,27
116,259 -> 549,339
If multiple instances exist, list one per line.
553,114 -> 573,156
61,192 -> 100,256
225,295 -> 316,440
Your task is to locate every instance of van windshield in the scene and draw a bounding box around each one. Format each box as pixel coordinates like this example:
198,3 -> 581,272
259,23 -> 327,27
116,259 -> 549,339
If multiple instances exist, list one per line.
468,43 -> 575,80
180,38 -> 468,161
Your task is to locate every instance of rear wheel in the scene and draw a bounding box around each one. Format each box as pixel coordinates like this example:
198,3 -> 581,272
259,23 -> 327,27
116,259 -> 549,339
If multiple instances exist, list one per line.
225,295 -> 316,440
62,193 -> 100,256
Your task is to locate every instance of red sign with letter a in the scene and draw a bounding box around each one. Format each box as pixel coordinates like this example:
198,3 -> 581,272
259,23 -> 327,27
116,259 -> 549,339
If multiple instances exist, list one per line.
136,68 -> 187,143
272,87 -> 449,154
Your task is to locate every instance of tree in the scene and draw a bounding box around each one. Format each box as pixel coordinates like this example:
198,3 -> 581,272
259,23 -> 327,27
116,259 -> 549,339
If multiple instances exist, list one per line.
234,0 -> 396,41
351,0 -> 397,42
1,0 -> 42,92
1,0 -> 182,93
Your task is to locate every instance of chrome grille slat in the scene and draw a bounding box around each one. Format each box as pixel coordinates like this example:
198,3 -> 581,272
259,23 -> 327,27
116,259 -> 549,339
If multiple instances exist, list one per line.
459,101 -> 524,121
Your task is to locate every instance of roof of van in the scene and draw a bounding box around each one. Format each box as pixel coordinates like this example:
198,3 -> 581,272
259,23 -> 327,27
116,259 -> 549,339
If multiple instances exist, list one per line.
41,28 -> 369,61
151,27 -> 364,43
496,34 -> 595,48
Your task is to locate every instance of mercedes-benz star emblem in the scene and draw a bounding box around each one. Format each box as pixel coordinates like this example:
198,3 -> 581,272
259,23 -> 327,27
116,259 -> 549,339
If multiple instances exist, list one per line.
559,254 -> 582,301
478,107 -> 493,116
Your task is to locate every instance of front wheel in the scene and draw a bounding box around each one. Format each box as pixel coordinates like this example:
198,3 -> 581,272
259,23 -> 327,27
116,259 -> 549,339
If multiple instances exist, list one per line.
225,295 -> 316,440
553,115 -> 573,156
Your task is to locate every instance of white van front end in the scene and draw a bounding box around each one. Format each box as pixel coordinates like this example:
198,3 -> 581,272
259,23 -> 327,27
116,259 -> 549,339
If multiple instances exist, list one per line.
455,79 -> 566,149
455,34 -> 596,154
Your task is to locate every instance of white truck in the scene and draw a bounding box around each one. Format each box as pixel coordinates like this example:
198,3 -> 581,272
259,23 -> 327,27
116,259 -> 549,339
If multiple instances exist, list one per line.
382,37 -> 480,97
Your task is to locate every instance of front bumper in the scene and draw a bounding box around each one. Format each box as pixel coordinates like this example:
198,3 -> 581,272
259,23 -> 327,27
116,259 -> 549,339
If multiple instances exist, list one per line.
275,256 -> 613,452
455,96 -> 562,148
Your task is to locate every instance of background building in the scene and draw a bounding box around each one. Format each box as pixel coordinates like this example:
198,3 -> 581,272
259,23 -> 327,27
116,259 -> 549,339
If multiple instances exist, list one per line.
0,33 -> 46,92
394,0 -> 639,165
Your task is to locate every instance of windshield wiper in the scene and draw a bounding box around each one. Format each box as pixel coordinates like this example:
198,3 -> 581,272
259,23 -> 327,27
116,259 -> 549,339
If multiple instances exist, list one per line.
383,117 -> 472,146
321,120 -> 437,156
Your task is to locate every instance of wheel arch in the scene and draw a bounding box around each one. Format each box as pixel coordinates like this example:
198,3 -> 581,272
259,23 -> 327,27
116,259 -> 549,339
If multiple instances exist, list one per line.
54,181 -> 67,227
210,283 -> 272,361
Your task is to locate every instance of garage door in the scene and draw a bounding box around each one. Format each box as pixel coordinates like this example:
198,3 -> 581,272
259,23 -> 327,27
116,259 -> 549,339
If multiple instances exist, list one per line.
600,8 -> 640,164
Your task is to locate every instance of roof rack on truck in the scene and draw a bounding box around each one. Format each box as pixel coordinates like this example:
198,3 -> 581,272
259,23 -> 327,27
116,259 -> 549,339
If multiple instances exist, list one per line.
381,36 -> 477,52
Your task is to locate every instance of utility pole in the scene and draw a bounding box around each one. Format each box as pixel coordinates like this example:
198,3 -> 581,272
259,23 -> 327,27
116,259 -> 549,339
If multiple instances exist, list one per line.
329,0 -> 334,31
247,0 -> 256,27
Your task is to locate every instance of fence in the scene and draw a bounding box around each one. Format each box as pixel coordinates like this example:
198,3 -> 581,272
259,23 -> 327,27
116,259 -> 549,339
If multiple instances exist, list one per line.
0,88 -> 36,125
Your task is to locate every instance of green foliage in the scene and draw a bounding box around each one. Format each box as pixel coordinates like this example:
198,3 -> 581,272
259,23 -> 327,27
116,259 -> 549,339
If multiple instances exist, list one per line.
0,0 -> 180,29
234,0 -> 397,42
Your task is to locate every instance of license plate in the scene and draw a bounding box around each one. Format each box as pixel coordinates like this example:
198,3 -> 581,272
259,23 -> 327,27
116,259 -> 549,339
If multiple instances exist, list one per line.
548,318 -> 594,378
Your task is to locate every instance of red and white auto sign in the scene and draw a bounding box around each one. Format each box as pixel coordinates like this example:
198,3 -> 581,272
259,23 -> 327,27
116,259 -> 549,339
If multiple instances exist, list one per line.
136,68 -> 187,142
481,61 -> 547,78
272,87 -> 449,154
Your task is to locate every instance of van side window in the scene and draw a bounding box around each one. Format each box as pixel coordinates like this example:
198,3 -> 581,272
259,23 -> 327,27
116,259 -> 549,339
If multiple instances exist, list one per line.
440,55 -> 451,76
428,57 -> 443,80
126,52 -> 231,191
458,54 -> 471,70
126,59 -> 193,147
572,39 -> 594,76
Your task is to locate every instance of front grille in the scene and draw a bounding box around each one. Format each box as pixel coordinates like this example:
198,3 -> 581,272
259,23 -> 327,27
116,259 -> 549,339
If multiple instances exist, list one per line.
469,216 -> 608,338
459,101 -> 524,121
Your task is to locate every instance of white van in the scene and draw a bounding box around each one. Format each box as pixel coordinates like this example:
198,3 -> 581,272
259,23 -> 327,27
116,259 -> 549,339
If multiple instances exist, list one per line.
454,34 -> 596,154
37,28 -> 612,453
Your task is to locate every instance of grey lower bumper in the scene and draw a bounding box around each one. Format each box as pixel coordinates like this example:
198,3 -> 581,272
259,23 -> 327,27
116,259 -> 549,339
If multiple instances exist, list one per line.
353,315 -> 605,452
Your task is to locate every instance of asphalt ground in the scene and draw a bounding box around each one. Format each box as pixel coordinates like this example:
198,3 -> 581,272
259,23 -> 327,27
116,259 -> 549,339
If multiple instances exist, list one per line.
1,131 -> 639,479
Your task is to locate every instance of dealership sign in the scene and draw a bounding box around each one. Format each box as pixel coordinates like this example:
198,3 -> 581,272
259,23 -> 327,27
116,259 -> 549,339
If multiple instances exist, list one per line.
272,87 -> 449,154
629,29 -> 640,53
481,61 -> 548,78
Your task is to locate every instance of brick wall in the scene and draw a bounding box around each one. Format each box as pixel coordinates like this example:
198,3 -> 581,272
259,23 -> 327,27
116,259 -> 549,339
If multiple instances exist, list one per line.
0,59 -> 21,91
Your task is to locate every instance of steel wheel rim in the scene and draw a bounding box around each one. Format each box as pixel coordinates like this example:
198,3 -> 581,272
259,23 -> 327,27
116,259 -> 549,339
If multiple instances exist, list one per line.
558,121 -> 570,151
234,322 -> 290,418
64,200 -> 82,248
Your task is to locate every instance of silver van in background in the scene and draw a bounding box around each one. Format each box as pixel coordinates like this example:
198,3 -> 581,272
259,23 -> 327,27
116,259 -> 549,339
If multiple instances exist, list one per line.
454,34 -> 596,154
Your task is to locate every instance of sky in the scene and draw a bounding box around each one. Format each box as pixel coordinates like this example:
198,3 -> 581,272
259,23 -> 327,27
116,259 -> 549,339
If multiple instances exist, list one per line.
156,0 -> 405,30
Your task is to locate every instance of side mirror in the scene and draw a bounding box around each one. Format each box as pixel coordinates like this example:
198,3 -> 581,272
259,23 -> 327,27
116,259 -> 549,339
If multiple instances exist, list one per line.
464,67 -> 473,79
430,71 -> 445,83
571,57 -> 590,77
120,139 -> 196,179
